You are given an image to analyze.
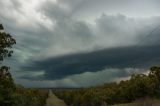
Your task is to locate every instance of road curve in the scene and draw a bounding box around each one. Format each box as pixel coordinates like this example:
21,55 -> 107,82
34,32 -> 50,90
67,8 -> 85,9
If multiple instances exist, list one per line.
46,90 -> 67,106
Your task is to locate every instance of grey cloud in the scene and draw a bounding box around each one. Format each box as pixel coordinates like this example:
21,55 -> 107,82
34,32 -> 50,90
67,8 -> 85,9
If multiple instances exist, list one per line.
39,1 -> 70,21
21,44 -> 160,81
67,68 -> 145,87
62,0 -> 160,18
95,14 -> 160,47
17,68 -> 145,87
38,1 -> 160,57
1,0 -> 160,87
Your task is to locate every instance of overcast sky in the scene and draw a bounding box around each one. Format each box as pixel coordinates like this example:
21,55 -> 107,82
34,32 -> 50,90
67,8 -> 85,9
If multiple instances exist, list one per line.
1,0 -> 160,87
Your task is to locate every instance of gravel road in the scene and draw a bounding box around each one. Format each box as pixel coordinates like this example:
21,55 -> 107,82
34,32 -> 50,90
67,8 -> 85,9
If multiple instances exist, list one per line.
46,90 -> 67,106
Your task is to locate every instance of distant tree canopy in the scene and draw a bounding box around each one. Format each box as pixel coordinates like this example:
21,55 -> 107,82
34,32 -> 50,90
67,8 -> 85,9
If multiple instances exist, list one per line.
0,24 -> 16,105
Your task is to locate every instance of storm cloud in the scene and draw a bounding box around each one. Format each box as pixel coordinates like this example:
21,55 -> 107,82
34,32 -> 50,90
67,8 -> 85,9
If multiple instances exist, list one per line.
1,0 -> 160,87
21,44 -> 160,80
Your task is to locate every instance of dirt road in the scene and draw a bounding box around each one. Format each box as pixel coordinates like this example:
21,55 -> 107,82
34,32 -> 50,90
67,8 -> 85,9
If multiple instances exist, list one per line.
46,90 -> 67,106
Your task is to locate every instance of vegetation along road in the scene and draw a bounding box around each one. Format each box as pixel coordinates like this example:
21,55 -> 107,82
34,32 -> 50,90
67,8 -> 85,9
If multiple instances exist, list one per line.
46,90 -> 67,106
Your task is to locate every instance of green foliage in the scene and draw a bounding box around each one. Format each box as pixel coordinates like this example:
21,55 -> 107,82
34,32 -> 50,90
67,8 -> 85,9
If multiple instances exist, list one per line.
55,66 -> 160,106
0,66 -> 15,106
0,24 -> 4,30
0,24 -> 16,61
0,24 -> 16,106
13,87 -> 48,106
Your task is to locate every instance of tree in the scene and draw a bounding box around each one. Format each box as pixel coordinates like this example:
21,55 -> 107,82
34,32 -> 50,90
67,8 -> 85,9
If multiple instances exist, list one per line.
0,24 -> 16,105
149,66 -> 160,96
0,24 -> 16,61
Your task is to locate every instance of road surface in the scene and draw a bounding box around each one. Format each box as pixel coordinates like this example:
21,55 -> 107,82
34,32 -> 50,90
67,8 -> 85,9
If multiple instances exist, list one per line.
46,90 -> 67,106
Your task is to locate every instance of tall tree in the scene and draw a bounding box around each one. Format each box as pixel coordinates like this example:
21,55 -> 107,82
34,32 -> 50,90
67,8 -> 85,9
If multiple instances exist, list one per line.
0,24 -> 16,105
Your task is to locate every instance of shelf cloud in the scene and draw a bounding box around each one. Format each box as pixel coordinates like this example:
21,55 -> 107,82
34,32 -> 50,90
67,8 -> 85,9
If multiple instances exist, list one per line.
1,0 -> 160,87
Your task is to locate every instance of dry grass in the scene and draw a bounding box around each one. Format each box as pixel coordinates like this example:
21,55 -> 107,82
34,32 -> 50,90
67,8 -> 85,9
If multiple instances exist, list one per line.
113,98 -> 160,106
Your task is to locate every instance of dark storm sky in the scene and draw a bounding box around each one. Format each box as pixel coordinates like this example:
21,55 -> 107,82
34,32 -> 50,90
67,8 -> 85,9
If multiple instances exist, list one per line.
1,0 -> 160,87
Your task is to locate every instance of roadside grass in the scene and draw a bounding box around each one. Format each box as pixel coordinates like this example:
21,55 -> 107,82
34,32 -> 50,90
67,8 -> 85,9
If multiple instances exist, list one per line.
113,99 -> 160,106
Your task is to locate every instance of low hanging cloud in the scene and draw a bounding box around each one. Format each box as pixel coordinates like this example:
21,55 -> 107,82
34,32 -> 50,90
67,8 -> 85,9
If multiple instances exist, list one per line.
20,45 -> 160,81
16,68 -> 146,88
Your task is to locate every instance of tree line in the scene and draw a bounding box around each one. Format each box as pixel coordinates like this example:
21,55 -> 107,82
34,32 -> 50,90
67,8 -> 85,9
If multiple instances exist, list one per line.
54,66 -> 160,106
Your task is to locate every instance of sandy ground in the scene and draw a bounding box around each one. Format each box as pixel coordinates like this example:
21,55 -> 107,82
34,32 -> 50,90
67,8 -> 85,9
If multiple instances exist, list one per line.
46,90 -> 67,106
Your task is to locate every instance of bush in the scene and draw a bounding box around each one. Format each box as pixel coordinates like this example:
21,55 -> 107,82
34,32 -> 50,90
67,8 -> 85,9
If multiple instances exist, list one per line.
13,87 -> 48,106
